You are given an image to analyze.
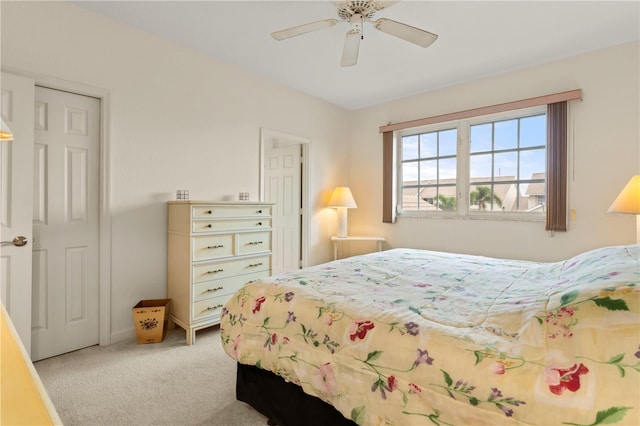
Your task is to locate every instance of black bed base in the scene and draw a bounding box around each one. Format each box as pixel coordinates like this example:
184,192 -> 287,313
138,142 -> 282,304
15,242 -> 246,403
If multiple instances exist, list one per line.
236,363 -> 357,426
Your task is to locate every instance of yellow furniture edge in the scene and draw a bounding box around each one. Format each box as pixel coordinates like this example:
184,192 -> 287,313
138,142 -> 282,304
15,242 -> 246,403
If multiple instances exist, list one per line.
1,302 -> 62,425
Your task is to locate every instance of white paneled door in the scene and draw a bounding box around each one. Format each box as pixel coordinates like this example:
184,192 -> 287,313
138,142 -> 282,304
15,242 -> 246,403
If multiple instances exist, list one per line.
265,143 -> 302,275
31,86 -> 100,361
1,72 -> 35,354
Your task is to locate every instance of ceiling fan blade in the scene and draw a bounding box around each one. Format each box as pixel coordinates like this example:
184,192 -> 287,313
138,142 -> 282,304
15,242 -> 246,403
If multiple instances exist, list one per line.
374,18 -> 438,48
341,28 -> 361,67
373,1 -> 401,11
271,19 -> 338,41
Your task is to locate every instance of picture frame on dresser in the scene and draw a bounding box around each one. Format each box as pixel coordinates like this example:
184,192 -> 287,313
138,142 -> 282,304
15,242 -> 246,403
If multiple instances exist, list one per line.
167,201 -> 274,345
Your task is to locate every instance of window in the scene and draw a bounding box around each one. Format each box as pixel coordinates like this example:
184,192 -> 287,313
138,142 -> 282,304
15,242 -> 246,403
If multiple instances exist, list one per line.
401,127 -> 458,211
398,106 -> 547,219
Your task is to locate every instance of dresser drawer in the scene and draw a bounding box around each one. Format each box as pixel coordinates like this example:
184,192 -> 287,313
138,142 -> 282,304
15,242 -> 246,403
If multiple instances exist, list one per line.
237,232 -> 271,255
192,218 -> 271,233
192,271 -> 269,302
192,295 -> 228,322
192,255 -> 270,283
192,205 -> 272,219
192,234 -> 233,261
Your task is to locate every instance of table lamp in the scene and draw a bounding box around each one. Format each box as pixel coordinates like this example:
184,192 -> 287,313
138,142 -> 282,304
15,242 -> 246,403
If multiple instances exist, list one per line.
328,187 -> 357,237
608,175 -> 640,243
1,117 -> 14,141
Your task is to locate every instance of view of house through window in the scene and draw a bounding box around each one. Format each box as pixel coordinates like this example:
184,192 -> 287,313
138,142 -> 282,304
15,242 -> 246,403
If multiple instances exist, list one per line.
402,127 -> 457,211
400,107 -> 547,217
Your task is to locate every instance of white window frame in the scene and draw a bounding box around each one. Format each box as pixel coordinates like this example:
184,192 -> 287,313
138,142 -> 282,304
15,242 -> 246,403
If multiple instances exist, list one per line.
397,105 -> 547,222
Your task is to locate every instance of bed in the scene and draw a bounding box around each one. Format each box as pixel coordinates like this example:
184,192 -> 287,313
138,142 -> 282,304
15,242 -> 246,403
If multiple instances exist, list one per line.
220,244 -> 640,426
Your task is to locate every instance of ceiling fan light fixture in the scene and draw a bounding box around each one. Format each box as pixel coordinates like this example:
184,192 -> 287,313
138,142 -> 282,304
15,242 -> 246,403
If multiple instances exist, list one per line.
349,13 -> 364,31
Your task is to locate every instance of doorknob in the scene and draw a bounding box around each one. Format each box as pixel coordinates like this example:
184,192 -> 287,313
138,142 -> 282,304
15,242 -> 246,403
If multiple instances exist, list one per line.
0,236 -> 29,247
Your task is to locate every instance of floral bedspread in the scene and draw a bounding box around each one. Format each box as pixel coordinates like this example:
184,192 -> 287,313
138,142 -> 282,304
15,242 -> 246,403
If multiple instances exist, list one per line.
220,245 -> 640,425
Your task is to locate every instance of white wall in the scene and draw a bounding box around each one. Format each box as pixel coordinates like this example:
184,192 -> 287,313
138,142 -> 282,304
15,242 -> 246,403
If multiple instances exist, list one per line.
348,42 -> 640,262
2,1 -> 638,342
1,1 -> 350,341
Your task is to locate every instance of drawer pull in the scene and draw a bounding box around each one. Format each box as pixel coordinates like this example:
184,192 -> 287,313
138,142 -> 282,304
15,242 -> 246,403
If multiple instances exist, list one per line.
247,241 -> 263,245
257,222 -> 262,226
206,269 -> 224,274
257,209 -> 263,214
246,279 -> 260,284
247,262 -> 263,268
206,244 -> 224,249
206,210 -> 212,214
206,304 -> 223,311
206,286 -> 224,292
206,224 -> 213,228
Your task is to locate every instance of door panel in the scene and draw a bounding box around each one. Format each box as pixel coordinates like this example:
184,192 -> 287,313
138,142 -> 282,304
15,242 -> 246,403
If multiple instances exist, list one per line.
31,86 -> 100,361
265,144 -> 301,275
0,72 -> 35,354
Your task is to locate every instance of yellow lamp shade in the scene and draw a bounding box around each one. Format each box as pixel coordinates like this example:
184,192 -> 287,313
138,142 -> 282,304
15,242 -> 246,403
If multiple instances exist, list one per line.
608,175 -> 640,214
327,187 -> 357,208
0,117 -> 14,141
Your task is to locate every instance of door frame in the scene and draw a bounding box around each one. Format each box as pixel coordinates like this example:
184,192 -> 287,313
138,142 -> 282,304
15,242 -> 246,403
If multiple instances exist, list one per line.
259,128 -> 310,269
3,67 -> 112,346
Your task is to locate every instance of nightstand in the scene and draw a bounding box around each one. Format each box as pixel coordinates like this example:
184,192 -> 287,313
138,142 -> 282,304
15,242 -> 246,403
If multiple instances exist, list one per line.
331,236 -> 385,260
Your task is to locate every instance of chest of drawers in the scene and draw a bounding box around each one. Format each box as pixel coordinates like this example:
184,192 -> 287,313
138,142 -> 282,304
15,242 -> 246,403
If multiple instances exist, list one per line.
167,201 -> 273,345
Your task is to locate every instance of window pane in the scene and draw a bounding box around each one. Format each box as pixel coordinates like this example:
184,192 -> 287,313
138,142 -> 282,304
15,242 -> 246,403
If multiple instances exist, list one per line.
494,119 -> 517,150
420,133 -> 437,158
520,114 -> 546,148
494,151 -> 517,179
492,183 -> 510,211
439,158 -> 456,180
470,153 -> 492,180
403,162 -> 418,184
402,187 -> 421,211
470,123 -> 492,152
439,129 -> 457,156
519,148 -> 546,180
522,182 -> 545,212
403,135 -> 419,160
469,184 -> 502,211
400,128 -> 458,212
420,160 -> 437,182
436,191 -> 457,211
420,186 -> 436,209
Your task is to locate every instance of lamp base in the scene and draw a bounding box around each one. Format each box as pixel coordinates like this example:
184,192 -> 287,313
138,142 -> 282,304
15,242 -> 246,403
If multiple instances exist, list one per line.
336,207 -> 348,238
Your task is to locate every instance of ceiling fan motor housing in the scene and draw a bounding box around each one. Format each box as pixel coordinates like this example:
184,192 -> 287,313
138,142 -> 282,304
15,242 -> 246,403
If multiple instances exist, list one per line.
338,0 -> 379,20
272,1 -> 437,67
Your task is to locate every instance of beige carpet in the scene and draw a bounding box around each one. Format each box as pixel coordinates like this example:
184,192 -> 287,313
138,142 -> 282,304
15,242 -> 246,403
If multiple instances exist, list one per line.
34,326 -> 268,425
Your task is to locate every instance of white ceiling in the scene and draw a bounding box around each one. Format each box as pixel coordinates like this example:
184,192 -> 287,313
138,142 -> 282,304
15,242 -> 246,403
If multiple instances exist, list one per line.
74,1 -> 640,110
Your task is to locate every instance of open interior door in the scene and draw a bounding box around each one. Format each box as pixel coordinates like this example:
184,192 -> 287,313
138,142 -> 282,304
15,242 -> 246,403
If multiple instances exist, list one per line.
1,72 -> 35,354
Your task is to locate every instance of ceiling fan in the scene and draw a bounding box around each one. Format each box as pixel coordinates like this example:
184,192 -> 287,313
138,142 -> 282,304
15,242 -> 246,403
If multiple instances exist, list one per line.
271,0 -> 438,67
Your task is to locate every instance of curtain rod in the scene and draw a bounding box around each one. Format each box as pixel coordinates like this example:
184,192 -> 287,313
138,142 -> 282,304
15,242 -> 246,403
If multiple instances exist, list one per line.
379,89 -> 582,133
